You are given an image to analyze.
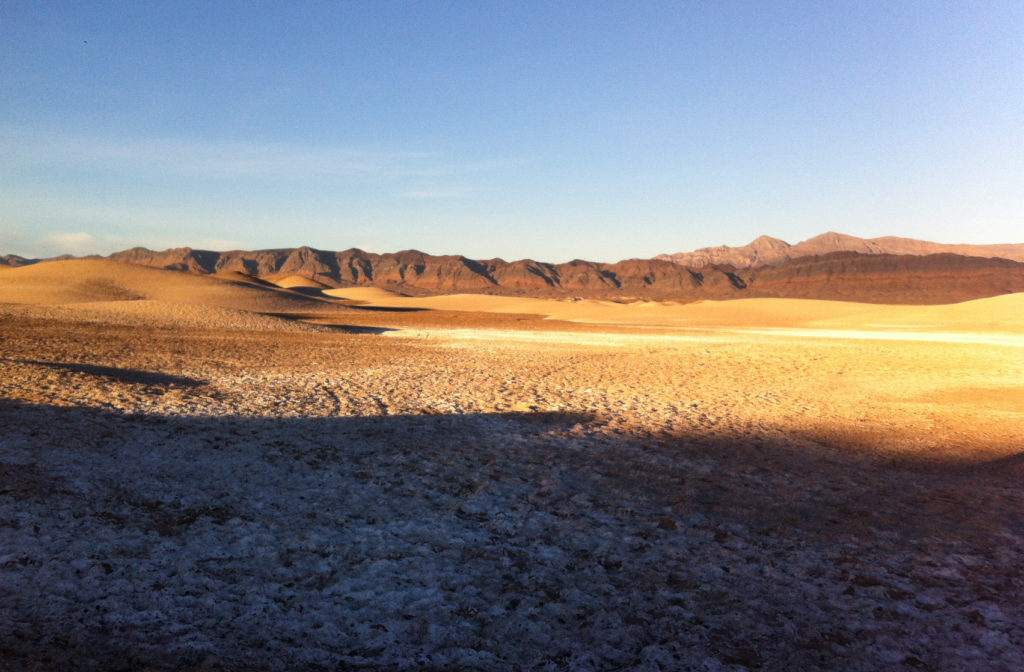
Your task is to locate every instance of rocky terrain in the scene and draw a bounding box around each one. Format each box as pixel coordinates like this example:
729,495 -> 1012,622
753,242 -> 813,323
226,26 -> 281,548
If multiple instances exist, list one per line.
0,265 -> 1022,670
655,232 -> 1024,268
7,246 -> 1024,305
6,232 -> 1024,303
737,252 -> 1024,304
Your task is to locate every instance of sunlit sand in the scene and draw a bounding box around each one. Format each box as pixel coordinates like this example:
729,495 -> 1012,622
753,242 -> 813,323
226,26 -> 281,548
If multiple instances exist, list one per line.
338,291 -> 1024,346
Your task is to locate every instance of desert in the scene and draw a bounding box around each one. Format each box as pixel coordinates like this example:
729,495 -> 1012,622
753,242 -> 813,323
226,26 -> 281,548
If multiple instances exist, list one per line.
7,1 -> 1024,668
1,258 -> 1022,670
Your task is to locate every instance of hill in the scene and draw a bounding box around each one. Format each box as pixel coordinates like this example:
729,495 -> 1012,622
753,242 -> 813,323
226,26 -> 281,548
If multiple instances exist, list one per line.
0,258 -> 347,311
0,259 -> 353,331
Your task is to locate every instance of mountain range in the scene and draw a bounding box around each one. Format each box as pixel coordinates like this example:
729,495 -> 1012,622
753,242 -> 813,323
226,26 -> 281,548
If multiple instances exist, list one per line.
655,232 -> 1024,268
3,232 -> 1024,304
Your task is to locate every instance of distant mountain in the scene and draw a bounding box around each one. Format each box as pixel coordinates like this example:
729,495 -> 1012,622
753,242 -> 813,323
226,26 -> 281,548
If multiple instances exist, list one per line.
0,254 -> 38,268
741,251 -> 1024,304
6,233 -> 1024,304
655,232 -> 1024,268
96,244 -> 1024,305
106,246 -> 730,295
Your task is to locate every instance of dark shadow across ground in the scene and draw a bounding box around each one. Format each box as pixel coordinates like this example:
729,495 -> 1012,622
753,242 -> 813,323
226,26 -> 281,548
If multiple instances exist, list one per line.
1,399 -> 1022,671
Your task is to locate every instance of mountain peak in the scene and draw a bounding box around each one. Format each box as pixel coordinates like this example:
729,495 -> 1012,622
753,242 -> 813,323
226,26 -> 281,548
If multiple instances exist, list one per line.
749,235 -> 790,246
659,233 -> 1024,268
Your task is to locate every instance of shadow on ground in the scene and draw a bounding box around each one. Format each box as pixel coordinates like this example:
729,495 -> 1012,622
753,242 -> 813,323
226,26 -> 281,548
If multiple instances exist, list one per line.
255,312 -> 401,334
346,304 -> 430,313
1,398 -> 1022,671
315,324 -> 399,335
5,359 -> 206,388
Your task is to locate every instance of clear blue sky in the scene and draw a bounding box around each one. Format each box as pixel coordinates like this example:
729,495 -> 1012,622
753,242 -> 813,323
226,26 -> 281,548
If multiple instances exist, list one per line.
2,1 -> 1021,262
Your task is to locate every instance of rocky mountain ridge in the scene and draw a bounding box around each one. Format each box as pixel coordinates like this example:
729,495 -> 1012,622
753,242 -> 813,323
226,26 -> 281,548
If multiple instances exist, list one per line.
4,234 -> 1024,304
102,246 -> 745,296
655,232 -> 1024,268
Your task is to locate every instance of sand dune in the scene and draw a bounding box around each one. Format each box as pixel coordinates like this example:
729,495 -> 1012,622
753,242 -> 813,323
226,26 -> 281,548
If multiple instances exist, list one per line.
0,259 -> 349,315
328,291 -> 1024,334
261,274 -> 333,290
315,292 -> 850,324
211,271 -> 279,287
3,260 -> 1020,341
322,286 -> 405,301
806,292 -> 1024,332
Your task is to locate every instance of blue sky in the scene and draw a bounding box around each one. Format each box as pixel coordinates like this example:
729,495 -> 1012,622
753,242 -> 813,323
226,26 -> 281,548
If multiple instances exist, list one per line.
1,1 -> 1021,262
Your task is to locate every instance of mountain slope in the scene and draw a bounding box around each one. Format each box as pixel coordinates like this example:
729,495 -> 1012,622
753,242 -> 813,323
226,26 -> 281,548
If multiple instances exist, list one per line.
0,254 -> 38,268
656,232 -> 1024,268
99,246 -> 1024,304
6,233 -> 1024,305
743,252 -> 1024,304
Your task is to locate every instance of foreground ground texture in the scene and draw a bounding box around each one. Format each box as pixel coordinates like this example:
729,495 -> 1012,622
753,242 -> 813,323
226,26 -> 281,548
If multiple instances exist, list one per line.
1,304 -> 1023,671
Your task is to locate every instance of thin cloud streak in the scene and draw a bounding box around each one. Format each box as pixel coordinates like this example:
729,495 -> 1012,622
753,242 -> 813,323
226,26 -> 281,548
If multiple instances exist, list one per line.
1,126 -> 500,182
0,224 -> 249,259
2,230 -> 130,259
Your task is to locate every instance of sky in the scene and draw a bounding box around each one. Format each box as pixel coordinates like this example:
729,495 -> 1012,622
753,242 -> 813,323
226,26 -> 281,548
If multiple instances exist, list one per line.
1,1 -> 1021,263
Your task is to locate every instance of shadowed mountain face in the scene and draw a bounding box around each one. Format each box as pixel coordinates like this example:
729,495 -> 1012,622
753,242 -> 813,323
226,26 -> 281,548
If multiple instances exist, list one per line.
100,245 -> 1024,304
742,252 -> 1024,303
106,245 -> 744,296
5,237 -> 1024,303
0,254 -> 37,268
655,232 -> 1024,268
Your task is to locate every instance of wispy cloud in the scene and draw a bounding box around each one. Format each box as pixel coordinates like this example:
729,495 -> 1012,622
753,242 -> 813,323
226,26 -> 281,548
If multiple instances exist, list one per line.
0,125 -> 517,257
0,222 -> 248,258
1,125 -> 465,182
0,229 -> 132,258
41,232 -> 99,252
193,238 -> 247,251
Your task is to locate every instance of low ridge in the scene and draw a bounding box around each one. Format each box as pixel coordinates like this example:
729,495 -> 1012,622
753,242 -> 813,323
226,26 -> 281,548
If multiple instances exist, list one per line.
100,246 -> 1024,304
4,233 -> 1024,304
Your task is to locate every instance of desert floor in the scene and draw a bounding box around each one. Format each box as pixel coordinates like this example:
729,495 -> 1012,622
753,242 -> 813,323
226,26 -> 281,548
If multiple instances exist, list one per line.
1,278 -> 1023,670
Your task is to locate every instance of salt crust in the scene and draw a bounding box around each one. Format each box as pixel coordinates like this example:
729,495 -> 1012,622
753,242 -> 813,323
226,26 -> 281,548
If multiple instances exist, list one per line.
0,302 -> 328,333
2,402 -> 1023,671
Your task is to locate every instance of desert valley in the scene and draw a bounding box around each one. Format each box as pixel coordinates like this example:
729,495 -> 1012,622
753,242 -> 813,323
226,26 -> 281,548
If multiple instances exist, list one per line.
1,238 -> 1023,670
